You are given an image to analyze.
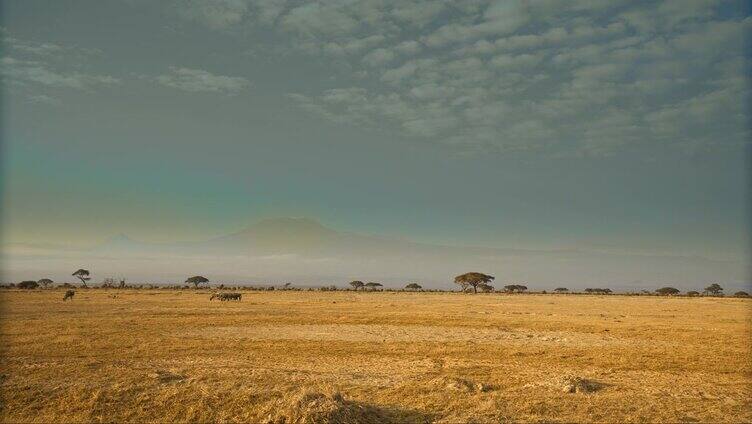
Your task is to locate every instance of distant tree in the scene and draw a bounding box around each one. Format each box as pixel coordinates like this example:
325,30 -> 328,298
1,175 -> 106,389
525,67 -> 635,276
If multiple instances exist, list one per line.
185,276 -> 210,288
503,284 -> 528,293
37,278 -> 54,289
686,291 -> 700,297
554,287 -> 568,293
72,269 -> 91,288
118,279 -> 126,289
18,280 -> 39,289
365,282 -> 383,291
734,291 -> 749,297
704,283 -> 723,295
405,283 -> 422,291
454,272 -> 495,293
478,283 -> 494,293
101,278 -> 116,288
283,282 -> 292,290
349,280 -> 365,291
655,287 -> 680,295
585,288 -> 611,294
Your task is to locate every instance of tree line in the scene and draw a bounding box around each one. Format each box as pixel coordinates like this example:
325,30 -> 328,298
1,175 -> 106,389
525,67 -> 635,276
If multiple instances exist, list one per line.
2,269 -> 749,298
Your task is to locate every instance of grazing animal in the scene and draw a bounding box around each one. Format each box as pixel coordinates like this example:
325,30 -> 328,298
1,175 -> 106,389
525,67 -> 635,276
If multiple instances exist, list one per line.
210,292 -> 242,301
63,290 -> 75,301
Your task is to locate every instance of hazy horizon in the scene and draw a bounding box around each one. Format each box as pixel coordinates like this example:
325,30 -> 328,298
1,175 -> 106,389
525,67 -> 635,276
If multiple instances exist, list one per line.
1,1 -> 750,290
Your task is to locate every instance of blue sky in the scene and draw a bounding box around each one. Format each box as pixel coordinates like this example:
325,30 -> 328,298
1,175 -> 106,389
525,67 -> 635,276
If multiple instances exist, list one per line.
1,0 -> 750,285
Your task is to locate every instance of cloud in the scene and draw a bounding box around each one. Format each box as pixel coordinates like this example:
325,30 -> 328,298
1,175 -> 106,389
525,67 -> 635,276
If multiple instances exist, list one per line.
1,57 -> 120,90
280,2 -> 360,37
169,0 -> 750,155
176,0 -> 250,29
155,67 -> 250,95
6,34 -> 103,58
26,94 -> 63,106
362,48 -> 395,67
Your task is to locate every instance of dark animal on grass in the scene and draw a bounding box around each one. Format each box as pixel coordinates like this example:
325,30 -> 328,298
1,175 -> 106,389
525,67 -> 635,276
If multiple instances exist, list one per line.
63,290 -> 75,301
210,292 -> 242,301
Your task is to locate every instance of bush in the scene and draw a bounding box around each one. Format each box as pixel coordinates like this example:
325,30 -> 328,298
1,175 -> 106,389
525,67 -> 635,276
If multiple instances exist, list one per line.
734,291 -> 749,297
18,280 -> 39,289
655,287 -> 680,295
686,291 -> 700,297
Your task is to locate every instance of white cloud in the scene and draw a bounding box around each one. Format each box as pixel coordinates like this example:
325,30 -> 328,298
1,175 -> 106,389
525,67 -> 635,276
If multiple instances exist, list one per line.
167,0 -> 749,155
177,0 -> 250,30
1,57 -> 120,90
281,2 -> 360,37
155,67 -> 250,95
362,48 -> 395,67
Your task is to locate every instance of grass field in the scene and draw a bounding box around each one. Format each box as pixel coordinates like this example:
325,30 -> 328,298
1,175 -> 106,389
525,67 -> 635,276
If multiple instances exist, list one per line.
1,289 -> 750,423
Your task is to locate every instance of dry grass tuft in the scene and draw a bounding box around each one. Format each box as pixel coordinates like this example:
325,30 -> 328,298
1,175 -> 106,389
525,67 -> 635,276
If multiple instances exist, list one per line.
265,391 -> 387,424
435,377 -> 494,393
557,375 -> 602,393
150,370 -> 186,384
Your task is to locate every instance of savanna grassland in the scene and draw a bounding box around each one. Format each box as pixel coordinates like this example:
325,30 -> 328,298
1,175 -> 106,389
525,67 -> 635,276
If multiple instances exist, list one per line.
1,289 -> 750,423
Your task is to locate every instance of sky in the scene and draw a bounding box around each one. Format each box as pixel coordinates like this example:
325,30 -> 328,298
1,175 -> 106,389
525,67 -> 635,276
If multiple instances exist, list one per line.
1,0 -> 750,288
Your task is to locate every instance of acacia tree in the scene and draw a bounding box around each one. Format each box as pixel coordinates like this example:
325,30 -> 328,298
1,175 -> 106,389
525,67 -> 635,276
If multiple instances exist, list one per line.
405,283 -> 422,291
503,284 -> 528,293
186,275 -> 210,288
554,287 -> 568,293
734,291 -> 749,297
686,291 -> 700,297
704,283 -> 723,295
478,283 -> 494,293
365,282 -> 383,291
72,269 -> 91,288
349,280 -> 365,291
454,272 -> 495,293
656,287 -> 680,295
37,278 -> 54,289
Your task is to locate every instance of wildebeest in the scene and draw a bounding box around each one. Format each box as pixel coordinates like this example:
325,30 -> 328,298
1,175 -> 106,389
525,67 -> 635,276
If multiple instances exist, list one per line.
63,290 -> 75,301
210,292 -> 242,301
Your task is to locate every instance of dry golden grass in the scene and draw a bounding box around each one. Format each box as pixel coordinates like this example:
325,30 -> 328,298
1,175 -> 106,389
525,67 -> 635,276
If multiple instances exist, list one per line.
1,289 -> 750,423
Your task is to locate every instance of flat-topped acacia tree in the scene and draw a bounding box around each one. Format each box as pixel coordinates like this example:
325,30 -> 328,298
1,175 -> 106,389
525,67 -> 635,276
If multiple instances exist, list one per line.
704,283 -> 723,295
72,269 -> 91,288
186,276 -> 210,288
364,282 -> 382,291
349,281 -> 365,291
405,283 -> 422,291
554,287 -> 569,293
656,287 -> 680,295
503,284 -> 528,293
454,272 -> 495,293
37,278 -> 54,289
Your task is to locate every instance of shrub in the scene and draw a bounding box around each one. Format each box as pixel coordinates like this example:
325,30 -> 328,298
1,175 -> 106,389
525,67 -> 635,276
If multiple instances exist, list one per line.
686,291 -> 700,297
18,280 -> 39,289
734,291 -> 749,297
